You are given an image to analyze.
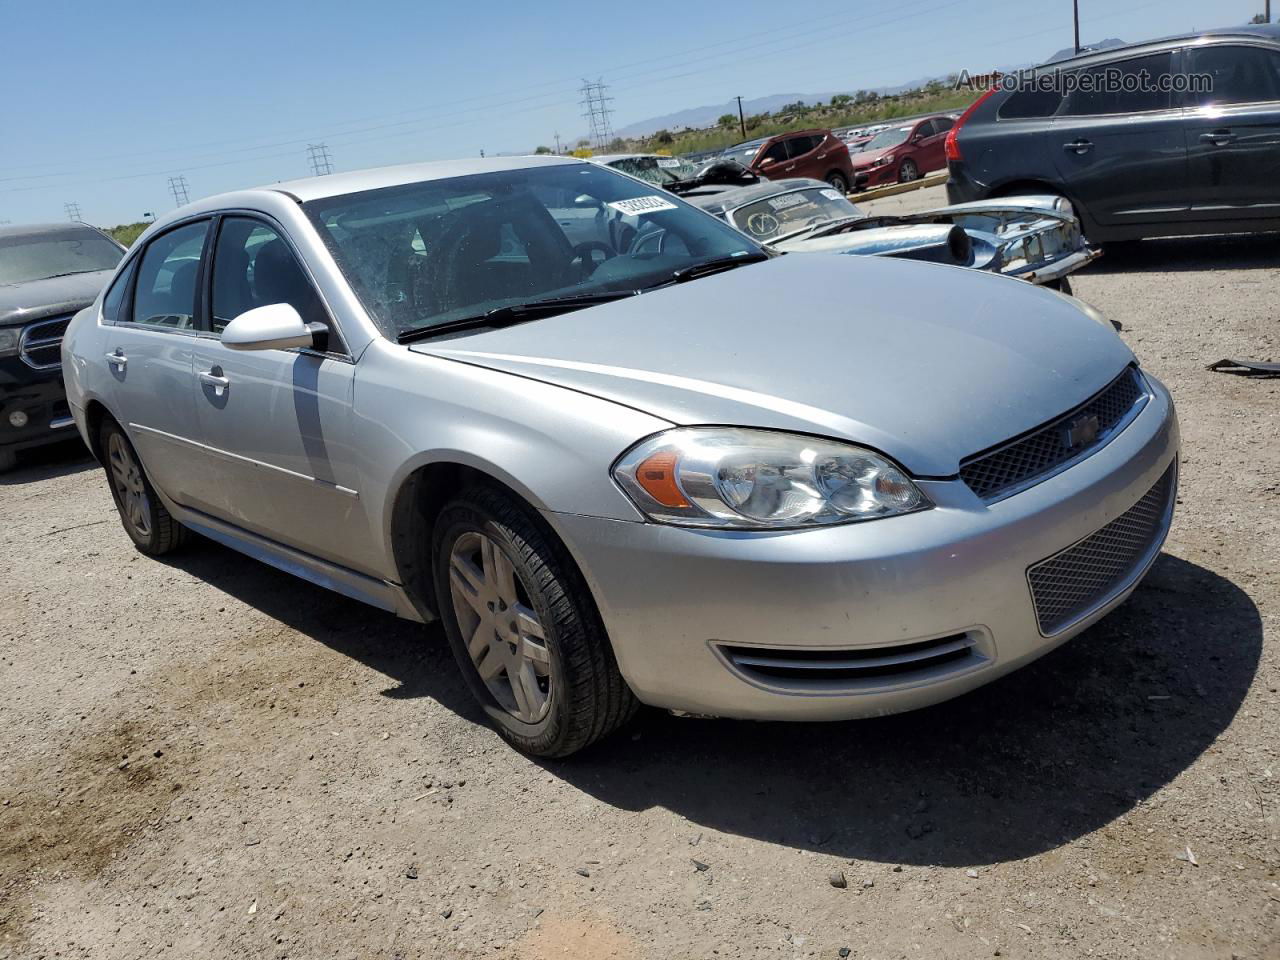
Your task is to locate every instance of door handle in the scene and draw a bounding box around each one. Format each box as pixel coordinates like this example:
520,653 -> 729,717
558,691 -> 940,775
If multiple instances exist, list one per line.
1199,130 -> 1236,147
1063,139 -> 1094,155
105,351 -> 127,369
198,368 -> 230,398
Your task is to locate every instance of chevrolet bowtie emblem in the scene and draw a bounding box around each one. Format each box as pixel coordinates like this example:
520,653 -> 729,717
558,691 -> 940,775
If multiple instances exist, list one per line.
1063,413 -> 1101,450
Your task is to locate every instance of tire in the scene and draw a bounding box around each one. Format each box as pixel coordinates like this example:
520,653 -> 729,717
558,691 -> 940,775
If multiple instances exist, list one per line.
99,418 -> 188,555
825,172 -> 849,194
898,159 -> 919,183
432,485 -> 637,758
1049,276 -> 1074,296
0,448 -> 15,473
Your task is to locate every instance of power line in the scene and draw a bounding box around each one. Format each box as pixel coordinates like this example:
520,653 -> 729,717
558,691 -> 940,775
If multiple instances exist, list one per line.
64,201 -> 81,221
580,78 -> 615,149
306,143 -> 334,176
167,175 -> 190,208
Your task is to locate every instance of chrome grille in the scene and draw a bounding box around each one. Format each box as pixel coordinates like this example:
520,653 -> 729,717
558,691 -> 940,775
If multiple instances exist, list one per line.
1027,463 -> 1176,635
960,367 -> 1147,501
19,315 -> 73,371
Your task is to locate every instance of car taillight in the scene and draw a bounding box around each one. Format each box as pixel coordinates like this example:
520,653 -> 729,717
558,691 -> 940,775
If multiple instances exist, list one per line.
945,87 -> 997,164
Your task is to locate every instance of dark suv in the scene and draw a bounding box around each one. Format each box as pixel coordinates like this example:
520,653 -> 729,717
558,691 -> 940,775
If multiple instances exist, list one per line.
1,223 -> 124,471
945,24 -> 1280,242
720,129 -> 856,194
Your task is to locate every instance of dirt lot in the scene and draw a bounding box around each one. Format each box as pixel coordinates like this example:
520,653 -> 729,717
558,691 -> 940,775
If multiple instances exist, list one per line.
3,191 -> 1279,959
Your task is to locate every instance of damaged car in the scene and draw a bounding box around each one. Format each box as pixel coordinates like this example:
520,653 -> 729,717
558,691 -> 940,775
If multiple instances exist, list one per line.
692,177 -> 1101,290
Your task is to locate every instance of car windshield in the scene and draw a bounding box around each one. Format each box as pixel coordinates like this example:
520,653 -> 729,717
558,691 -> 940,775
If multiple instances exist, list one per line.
730,187 -> 863,243
607,156 -> 702,185
0,227 -> 123,285
721,140 -> 765,166
304,162 -> 762,339
863,126 -> 912,151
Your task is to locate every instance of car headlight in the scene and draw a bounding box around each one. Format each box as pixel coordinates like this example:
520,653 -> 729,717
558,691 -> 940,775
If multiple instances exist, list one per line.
613,427 -> 931,529
0,328 -> 19,358
871,154 -> 895,168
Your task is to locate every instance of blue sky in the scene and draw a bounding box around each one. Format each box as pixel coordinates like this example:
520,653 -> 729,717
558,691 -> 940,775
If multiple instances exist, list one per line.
0,0 -> 1260,226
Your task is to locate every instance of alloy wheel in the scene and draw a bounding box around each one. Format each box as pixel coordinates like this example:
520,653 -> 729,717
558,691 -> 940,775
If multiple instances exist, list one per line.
448,531 -> 553,723
107,432 -> 152,539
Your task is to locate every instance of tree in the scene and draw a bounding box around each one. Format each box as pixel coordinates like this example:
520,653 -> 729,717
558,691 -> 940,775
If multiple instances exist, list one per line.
653,129 -> 674,144
1250,12 -> 1269,22
607,137 -> 627,152
830,94 -> 852,108
718,113 -> 738,129
534,145 -> 552,154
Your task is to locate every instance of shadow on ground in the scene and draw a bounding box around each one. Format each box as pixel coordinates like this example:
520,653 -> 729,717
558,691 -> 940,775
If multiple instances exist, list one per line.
0,439 -> 94,486
1087,233 -> 1280,275
159,541 -> 1259,868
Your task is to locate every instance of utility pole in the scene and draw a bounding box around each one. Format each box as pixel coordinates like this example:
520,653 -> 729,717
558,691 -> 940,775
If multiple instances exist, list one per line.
553,132 -> 561,155
1269,0 -> 1273,22
580,78 -> 615,150
167,175 -> 190,208
735,95 -> 747,138
64,201 -> 82,222
1073,0 -> 1081,54
306,143 -> 334,176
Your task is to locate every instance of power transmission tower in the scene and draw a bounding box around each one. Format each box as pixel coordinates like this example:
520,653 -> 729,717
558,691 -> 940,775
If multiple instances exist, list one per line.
579,78 -> 615,150
64,201 -> 82,222
168,176 -> 190,207
306,143 -> 334,176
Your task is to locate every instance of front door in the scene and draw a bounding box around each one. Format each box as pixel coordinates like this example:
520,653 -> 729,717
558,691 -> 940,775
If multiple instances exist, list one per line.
1183,42 -> 1280,222
1048,51 -> 1189,228
102,219 -> 210,505
187,216 -> 380,575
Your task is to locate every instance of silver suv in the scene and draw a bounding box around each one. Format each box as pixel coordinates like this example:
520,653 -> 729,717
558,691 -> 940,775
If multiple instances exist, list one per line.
62,157 -> 1178,757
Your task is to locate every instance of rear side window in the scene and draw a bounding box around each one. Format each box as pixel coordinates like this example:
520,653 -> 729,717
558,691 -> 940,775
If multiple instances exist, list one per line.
1186,45 -> 1280,106
999,86 -> 1064,119
785,135 -> 820,157
933,117 -> 954,133
1060,52 -> 1174,116
100,258 -> 137,323
128,221 -> 209,330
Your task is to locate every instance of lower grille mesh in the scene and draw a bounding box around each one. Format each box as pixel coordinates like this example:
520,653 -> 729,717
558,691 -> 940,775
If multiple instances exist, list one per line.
1028,464 -> 1176,634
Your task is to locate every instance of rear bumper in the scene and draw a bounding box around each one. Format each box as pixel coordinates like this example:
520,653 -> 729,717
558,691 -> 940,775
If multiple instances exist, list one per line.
546,374 -> 1178,721
946,162 -> 989,205
1015,246 -> 1104,285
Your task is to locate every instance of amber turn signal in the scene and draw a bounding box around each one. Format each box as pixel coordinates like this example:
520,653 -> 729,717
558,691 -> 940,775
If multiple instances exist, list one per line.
634,451 -> 689,508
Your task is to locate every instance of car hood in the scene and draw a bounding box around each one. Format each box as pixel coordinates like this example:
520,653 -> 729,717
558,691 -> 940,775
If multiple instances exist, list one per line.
411,255 -> 1133,477
851,146 -> 896,168
0,270 -> 113,327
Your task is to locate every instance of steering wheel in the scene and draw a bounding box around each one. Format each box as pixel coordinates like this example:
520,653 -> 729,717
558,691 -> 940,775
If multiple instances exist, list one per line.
571,241 -> 616,276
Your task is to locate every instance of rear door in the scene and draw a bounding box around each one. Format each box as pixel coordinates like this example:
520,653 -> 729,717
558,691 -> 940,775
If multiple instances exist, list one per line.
924,117 -> 953,173
1182,42 -> 1280,221
101,219 -> 210,504
1048,50 -> 1189,228
782,134 -> 824,179
187,215 -> 380,574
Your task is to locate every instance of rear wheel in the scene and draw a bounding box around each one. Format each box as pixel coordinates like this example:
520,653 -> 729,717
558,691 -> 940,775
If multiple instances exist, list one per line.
433,485 -> 637,758
99,419 -> 188,555
825,172 -> 849,194
898,159 -> 919,183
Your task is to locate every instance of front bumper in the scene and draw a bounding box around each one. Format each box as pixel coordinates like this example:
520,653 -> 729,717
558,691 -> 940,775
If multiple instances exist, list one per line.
547,375 -> 1179,720
856,163 -> 898,188
0,358 -> 75,455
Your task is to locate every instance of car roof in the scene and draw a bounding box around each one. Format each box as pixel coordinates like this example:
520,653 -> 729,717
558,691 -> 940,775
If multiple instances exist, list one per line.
1044,23 -> 1280,64
0,222 -> 102,240
250,154 -> 587,204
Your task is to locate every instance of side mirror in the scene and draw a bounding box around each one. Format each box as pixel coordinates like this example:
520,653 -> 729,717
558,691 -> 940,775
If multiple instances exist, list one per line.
221,303 -> 323,352
758,157 -> 776,168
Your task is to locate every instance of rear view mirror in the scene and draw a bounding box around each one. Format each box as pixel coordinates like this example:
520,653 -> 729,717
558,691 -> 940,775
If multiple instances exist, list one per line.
573,194 -> 603,209
221,303 -> 322,352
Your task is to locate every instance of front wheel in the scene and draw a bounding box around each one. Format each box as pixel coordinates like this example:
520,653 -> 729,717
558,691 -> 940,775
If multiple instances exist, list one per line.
825,172 -> 849,194
99,419 -> 188,555
898,159 -> 919,183
432,486 -> 637,758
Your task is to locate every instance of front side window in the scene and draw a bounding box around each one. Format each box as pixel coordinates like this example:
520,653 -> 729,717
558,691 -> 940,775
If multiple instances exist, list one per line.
1061,52 -> 1174,115
304,163 -> 762,340
210,218 -> 327,334
730,187 -> 862,243
0,227 -> 123,286
129,221 -> 209,330
759,141 -> 789,164
913,121 -> 935,140
1186,45 -> 1280,106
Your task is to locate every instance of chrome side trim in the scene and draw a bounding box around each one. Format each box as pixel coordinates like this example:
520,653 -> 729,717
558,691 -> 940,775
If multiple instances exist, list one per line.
49,416 -> 76,430
127,422 -> 359,498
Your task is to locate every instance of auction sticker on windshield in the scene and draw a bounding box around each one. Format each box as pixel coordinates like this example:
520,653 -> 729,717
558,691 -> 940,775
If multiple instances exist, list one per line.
656,157 -> 682,169
608,196 -> 679,216
766,193 -> 807,211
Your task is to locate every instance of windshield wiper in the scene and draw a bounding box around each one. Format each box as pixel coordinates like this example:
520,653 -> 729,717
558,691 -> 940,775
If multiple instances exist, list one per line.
396,290 -> 639,344
772,216 -> 868,243
663,252 -> 771,285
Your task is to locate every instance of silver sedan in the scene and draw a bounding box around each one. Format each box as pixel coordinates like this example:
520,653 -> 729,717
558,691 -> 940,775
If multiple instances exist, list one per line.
61,157 -> 1179,757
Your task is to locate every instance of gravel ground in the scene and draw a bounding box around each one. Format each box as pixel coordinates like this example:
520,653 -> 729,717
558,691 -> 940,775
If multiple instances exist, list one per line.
2,195 -> 1279,959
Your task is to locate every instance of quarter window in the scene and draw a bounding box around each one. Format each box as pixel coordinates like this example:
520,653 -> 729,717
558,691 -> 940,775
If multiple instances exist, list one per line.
129,221 -> 209,330
1060,52 -> 1174,116
1186,45 -> 1280,106
101,257 -> 138,323
210,218 -> 327,336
